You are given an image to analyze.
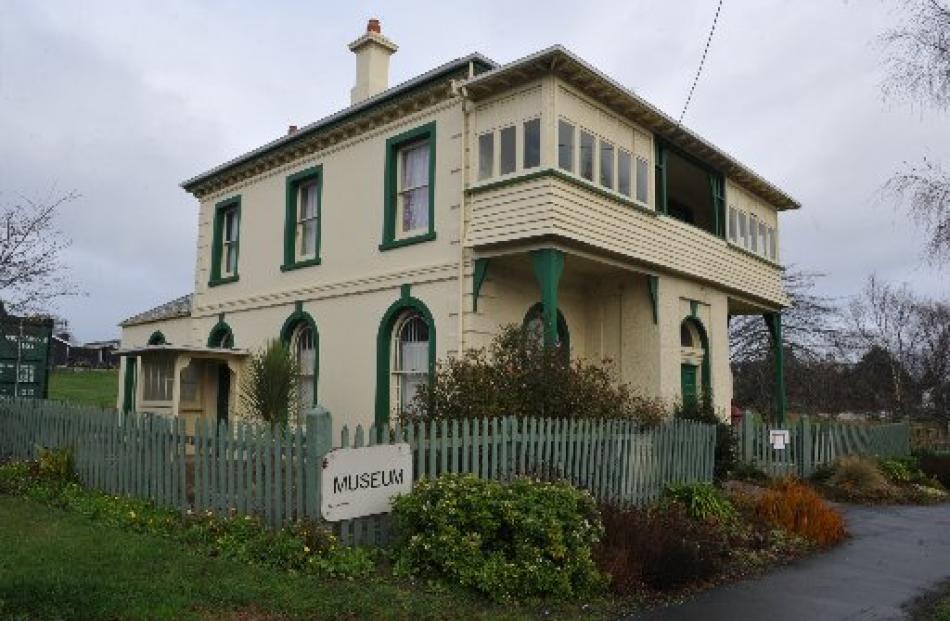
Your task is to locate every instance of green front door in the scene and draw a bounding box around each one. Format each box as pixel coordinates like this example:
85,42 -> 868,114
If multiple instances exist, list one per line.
681,364 -> 698,406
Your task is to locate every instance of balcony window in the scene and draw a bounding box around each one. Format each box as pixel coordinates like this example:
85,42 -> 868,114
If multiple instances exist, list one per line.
749,215 -> 759,252
618,149 -> 632,197
599,140 -> 614,189
579,130 -> 595,182
635,156 -> 649,205
523,118 -> 541,169
728,206 -> 738,243
499,126 -> 516,175
478,132 -> 494,180
558,120 -> 574,172
665,150 -> 721,235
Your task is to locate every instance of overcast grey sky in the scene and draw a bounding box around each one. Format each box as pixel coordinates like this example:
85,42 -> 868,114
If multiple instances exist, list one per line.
0,0 -> 946,341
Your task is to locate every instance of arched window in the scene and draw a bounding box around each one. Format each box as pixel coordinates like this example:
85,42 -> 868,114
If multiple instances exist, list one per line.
147,331 -> 166,346
375,295 -> 436,426
207,322 -> 234,349
291,322 -> 316,409
279,309 -> 319,409
392,311 -> 430,414
522,302 -> 570,354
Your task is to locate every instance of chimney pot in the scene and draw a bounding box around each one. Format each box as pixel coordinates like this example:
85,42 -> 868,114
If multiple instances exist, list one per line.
367,18 -> 381,33
287,125 -> 298,135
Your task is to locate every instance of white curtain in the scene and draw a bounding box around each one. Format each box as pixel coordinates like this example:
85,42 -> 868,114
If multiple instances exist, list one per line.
401,143 -> 429,232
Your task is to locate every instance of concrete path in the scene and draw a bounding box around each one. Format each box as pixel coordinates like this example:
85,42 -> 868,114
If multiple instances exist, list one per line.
625,503 -> 950,621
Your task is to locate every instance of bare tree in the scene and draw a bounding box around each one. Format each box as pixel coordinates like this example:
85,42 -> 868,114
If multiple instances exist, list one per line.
880,0 -> 950,111
908,299 -> 950,421
729,269 -> 839,363
880,0 -> 950,263
0,191 -> 80,313
844,276 -> 919,416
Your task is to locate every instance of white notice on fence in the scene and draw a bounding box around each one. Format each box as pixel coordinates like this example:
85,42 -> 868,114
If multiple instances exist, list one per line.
769,429 -> 790,450
321,443 -> 413,521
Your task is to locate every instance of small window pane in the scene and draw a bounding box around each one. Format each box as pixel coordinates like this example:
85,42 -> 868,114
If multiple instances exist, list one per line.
758,222 -> 767,256
300,220 -> 317,256
523,118 -> 541,169
299,181 -> 318,220
749,216 -> 759,252
478,132 -> 493,180
499,126 -> 516,175
599,141 -> 614,189
558,121 -> 574,172
635,157 -> 649,204
769,227 -> 777,260
579,131 -> 594,181
728,207 -> 738,243
617,149 -> 632,197
738,211 -> 748,248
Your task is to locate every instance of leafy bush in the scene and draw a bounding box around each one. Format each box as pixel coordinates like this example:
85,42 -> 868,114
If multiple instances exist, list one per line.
826,456 -> 895,502
664,483 -> 737,523
595,503 -> 727,593
756,479 -> 846,547
919,452 -> 950,488
36,446 -> 76,482
240,339 -> 299,426
0,460 -> 374,579
878,456 -> 921,484
674,398 -> 736,481
411,325 -> 667,425
391,474 -> 605,601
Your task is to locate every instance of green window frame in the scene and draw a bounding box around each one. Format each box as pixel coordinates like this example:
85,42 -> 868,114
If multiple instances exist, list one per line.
374,293 -> 436,426
379,122 -> 437,251
209,196 -> 241,286
280,308 -> 319,409
282,165 -> 323,271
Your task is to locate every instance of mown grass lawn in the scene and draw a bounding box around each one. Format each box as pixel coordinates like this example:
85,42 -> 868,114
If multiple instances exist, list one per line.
0,496 -> 631,621
48,368 -> 118,408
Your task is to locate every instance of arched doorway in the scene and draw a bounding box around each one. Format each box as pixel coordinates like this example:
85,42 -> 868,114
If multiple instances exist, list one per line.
680,316 -> 710,407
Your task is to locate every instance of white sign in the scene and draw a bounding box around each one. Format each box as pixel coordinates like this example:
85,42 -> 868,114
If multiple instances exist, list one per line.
769,429 -> 790,450
321,443 -> 413,521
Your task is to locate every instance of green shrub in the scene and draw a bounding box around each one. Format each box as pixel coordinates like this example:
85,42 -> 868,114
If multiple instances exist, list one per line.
0,460 -> 374,580
36,446 -> 76,482
411,325 -> 667,425
919,452 -> 950,488
594,503 -> 727,593
664,483 -> 737,523
674,398 -> 736,481
877,456 -> 921,484
391,474 -> 605,601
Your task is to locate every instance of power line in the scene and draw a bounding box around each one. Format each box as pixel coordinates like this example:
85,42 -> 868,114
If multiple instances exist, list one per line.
679,0 -> 724,124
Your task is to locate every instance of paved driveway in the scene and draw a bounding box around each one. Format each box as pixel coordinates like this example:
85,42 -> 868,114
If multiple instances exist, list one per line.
625,503 -> 950,621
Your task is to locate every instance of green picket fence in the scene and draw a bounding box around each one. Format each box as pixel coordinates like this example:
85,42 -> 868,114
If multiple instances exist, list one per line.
0,399 -> 716,546
736,414 -> 912,478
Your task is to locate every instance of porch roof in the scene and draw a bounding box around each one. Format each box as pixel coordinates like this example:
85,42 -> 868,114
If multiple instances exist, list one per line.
116,344 -> 249,358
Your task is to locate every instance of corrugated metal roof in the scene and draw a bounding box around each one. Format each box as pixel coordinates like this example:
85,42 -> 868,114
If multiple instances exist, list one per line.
119,294 -> 192,327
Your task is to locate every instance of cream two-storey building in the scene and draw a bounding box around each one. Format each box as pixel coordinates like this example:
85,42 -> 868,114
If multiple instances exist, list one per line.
118,20 -> 798,433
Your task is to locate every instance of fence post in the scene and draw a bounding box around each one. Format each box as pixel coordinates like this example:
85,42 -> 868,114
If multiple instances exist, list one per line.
305,406 -> 332,520
799,417 -> 812,478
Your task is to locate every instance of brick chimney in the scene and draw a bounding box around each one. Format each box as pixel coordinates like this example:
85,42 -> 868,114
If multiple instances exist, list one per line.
348,18 -> 398,105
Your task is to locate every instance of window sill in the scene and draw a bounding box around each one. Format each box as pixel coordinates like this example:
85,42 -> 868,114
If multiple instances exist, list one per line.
281,257 -> 322,272
208,275 -> 239,287
379,231 -> 436,251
